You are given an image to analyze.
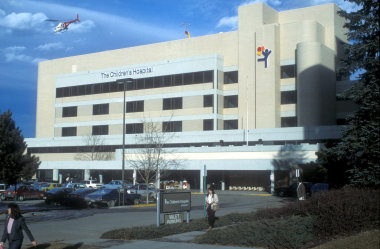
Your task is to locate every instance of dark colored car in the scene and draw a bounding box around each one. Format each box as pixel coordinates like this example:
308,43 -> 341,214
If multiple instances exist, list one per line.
43,187 -> 75,205
65,188 -> 97,207
85,188 -> 141,208
129,184 -> 157,200
15,185 -> 45,201
274,182 -> 313,198
311,183 -> 329,195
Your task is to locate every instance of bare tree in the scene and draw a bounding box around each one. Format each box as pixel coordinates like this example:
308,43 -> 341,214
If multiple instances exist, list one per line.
127,120 -> 183,203
75,135 -> 112,161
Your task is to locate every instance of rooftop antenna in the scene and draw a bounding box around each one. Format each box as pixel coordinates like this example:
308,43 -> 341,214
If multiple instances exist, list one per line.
180,22 -> 191,38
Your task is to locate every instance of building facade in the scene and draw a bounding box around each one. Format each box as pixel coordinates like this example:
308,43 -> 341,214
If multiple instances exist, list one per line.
26,3 -> 356,192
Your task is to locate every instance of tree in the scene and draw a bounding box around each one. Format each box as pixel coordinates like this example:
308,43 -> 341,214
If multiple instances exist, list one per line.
318,1 -> 380,187
75,134 -> 112,161
127,120 -> 183,203
0,110 -> 40,184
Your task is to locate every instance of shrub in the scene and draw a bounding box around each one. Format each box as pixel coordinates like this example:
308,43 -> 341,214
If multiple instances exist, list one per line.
254,187 -> 380,238
193,215 -> 315,249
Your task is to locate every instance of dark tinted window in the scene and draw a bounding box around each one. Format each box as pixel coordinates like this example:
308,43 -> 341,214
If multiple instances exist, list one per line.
204,95 -> 214,108
56,70 -> 215,98
62,127 -> 77,137
281,65 -> 296,79
224,71 -> 238,84
126,123 -> 143,134
163,97 -> 182,110
224,120 -> 238,130
203,119 -> 213,131
93,104 -> 109,115
126,101 -> 144,113
92,125 -> 109,135
62,106 -> 77,117
281,117 -> 297,127
281,91 -> 297,104
162,121 -> 182,132
224,95 -> 238,108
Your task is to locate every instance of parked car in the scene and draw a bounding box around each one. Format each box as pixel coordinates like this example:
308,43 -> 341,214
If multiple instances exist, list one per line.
129,184 -> 157,200
0,184 -> 8,193
40,182 -> 61,192
311,183 -> 329,195
65,188 -> 97,207
274,182 -> 313,198
81,179 -> 103,189
15,185 -> 45,201
85,188 -> 141,208
63,182 -> 86,189
43,187 -> 75,205
101,180 -> 133,189
1,184 -> 24,201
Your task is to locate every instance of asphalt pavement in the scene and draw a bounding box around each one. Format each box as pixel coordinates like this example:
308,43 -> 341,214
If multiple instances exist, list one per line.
1,190 -> 288,248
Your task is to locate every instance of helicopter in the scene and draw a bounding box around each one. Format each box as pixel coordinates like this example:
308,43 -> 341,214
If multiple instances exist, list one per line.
46,14 -> 80,33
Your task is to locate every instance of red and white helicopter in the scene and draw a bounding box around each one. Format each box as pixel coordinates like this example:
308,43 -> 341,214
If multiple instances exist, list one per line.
46,14 -> 80,33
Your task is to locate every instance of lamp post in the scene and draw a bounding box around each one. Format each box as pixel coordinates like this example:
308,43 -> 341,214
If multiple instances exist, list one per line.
117,78 -> 133,205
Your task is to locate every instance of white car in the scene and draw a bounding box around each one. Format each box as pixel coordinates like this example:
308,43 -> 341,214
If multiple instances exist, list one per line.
81,180 -> 103,189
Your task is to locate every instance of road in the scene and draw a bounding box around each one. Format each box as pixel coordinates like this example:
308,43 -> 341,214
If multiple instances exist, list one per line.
0,191 -> 291,245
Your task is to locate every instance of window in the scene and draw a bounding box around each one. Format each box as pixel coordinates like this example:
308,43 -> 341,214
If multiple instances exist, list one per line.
126,123 -> 143,134
56,70 -> 216,98
93,103 -> 109,115
163,97 -> 182,110
204,70 -> 213,83
204,95 -> 214,108
224,71 -> 238,84
62,106 -> 77,117
281,117 -> 297,127
281,65 -> 296,79
162,121 -> 182,132
126,100 -> 144,113
92,125 -> 109,135
224,120 -> 238,130
62,127 -> 77,137
224,95 -> 238,108
281,91 -> 297,104
203,119 -> 214,131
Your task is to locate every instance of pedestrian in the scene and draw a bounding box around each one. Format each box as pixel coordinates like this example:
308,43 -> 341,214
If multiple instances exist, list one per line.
206,187 -> 219,230
297,179 -> 306,201
1,203 -> 37,249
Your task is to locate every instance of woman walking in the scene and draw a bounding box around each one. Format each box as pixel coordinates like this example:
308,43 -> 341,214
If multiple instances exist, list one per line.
206,187 -> 219,230
1,203 -> 37,249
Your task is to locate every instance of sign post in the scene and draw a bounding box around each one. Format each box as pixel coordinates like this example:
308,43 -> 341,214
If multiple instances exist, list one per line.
156,191 -> 191,227
203,164 -> 207,218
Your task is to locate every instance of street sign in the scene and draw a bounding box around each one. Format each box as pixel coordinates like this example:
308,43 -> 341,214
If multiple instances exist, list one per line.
164,213 -> 184,224
160,191 -> 191,213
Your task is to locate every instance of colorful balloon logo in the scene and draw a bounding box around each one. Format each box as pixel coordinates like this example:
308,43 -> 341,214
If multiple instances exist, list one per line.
257,46 -> 265,56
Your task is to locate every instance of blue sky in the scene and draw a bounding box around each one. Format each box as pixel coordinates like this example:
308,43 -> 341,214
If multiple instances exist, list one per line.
0,0 -> 358,138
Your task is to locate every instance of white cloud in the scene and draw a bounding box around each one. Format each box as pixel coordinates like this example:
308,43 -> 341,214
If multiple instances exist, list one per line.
0,11 -> 47,31
35,42 -> 64,51
67,20 -> 95,33
3,46 -> 45,64
216,16 -> 239,29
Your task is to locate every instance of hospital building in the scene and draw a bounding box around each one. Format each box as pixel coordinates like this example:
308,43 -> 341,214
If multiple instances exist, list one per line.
26,2 -> 356,192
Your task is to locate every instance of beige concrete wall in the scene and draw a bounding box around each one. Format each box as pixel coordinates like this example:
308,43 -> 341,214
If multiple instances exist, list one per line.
296,42 -> 336,126
183,120 -> 202,132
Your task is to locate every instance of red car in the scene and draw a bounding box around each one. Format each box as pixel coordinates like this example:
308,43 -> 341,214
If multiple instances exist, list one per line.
15,185 -> 44,201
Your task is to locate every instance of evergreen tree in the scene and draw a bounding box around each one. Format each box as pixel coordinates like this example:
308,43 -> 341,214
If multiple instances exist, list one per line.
0,110 -> 40,184
318,0 -> 380,187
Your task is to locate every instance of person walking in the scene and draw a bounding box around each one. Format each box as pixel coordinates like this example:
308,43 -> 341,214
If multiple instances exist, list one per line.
206,187 -> 219,230
297,179 -> 306,201
1,203 -> 37,249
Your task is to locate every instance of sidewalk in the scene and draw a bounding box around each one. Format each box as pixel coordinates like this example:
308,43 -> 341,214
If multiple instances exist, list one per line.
62,229 -> 264,249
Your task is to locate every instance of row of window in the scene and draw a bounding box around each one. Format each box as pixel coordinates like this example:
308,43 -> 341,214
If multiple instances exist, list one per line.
62,117 -> 298,137
61,119 -> 240,137
61,95 -> 239,118
56,70 -> 239,99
